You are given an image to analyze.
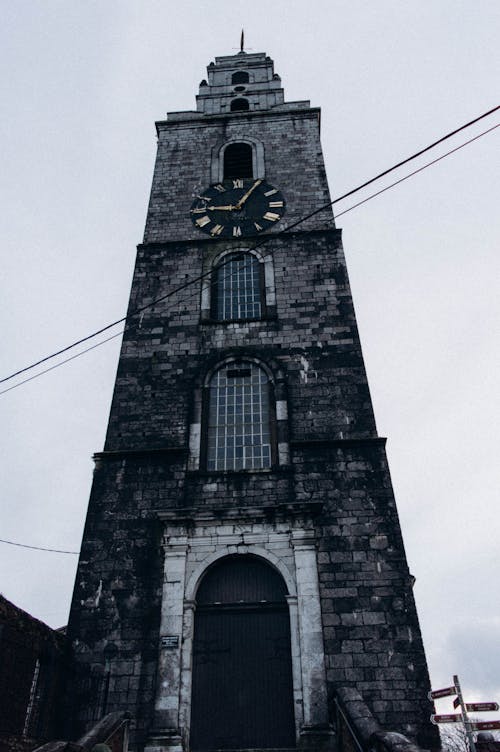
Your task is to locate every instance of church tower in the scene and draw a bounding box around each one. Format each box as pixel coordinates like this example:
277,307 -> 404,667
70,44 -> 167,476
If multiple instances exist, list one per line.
66,50 -> 438,752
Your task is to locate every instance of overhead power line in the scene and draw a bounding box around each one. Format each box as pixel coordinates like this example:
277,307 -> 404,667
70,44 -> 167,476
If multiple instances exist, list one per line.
0,119 -> 498,401
0,104 -> 498,392
334,122 -> 500,219
0,537 -> 79,555
1,115 -> 499,555
0,330 -> 124,396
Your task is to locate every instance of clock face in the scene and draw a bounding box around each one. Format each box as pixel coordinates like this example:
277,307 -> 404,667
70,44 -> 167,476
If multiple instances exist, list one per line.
190,178 -> 286,238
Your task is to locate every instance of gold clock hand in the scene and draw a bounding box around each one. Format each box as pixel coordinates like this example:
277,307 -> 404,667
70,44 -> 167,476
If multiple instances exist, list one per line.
235,179 -> 262,209
207,205 -> 237,211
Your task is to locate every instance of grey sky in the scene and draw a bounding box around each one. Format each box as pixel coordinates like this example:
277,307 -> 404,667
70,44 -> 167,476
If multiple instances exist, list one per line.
1,0 -> 499,709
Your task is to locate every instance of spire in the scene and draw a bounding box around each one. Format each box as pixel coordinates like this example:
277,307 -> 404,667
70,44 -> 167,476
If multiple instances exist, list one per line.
240,29 -> 244,53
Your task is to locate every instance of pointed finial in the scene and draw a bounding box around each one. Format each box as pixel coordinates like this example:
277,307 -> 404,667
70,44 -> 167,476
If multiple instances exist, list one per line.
240,29 -> 244,53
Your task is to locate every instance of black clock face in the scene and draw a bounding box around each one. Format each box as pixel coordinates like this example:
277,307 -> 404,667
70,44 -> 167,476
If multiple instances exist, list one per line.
190,178 -> 286,238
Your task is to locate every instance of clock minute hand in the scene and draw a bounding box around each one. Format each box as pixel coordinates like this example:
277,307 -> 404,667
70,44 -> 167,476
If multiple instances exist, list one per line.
235,179 -> 262,209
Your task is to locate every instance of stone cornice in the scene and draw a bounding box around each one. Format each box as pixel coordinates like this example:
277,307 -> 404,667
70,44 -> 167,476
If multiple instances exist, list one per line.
93,447 -> 186,462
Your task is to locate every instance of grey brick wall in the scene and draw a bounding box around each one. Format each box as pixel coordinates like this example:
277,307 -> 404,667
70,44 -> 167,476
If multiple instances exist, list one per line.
143,110 -> 332,243
104,230 -> 374,451
67,227 -> 437,749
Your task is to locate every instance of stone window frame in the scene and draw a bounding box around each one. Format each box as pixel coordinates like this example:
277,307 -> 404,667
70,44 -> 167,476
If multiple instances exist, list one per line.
211,136 -> 265,184
188,355 -> 289,472
200,246 -> 276,323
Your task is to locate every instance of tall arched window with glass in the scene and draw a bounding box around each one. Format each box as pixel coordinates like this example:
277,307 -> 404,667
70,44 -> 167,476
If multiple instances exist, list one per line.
206,363 -> 272,471
212,252 -> 263,321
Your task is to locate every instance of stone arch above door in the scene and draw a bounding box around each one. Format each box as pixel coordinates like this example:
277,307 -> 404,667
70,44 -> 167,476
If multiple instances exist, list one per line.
185,545 -> 297,602
151,510 -> 333,752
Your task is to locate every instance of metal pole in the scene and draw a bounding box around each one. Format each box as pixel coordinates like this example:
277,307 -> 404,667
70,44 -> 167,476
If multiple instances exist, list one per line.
454,674 -> 477,752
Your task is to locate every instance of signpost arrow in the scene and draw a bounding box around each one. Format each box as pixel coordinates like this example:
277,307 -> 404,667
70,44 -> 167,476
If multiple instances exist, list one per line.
431,714 -> 462,725
466,703 -> 499,713
429,687 -> 458,700
471,721 -> 500,731
430,674 -> 499,752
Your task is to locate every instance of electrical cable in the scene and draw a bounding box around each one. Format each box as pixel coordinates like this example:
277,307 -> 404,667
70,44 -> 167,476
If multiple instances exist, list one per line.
0,537 -> 79,555
1,118 -> 499,554
0,119 -> 498,398
1,104 -> 498,387
334,122 -> 500,219
0,330 -> 124,395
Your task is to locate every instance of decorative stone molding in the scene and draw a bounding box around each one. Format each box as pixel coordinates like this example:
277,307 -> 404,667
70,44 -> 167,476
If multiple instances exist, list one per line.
148,509 -> 331,751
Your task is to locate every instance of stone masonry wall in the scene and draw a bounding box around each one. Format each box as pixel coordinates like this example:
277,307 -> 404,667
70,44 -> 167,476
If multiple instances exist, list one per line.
143,109 -> 332,244
105,230 -> 375,451
67,58 -> 438,748
67,223 -> 438,749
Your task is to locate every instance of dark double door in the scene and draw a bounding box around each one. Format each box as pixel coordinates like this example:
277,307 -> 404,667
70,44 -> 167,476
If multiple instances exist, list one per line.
190,556 -> 295,750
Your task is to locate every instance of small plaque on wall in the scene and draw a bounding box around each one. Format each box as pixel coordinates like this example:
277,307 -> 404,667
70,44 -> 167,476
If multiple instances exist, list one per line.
161,635 -> 179,649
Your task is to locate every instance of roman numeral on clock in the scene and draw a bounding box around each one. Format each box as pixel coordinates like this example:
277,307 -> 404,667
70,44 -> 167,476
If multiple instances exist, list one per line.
263,212 -> 280,221
214,184 -> 225,192
210,224 -> 224,236
195,216 -> 211,227
232,179 -> 244,189
233,226 -> 242,237
264,188 -> 278,196
269,201 -> 284,208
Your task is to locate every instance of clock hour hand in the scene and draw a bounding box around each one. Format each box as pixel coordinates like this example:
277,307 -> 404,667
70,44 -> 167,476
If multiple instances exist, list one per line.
207,204 -> 237,211
235,179 -> 262,209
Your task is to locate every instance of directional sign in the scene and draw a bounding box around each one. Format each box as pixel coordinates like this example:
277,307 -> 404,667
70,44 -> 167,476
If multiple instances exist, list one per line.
429,686 -> 457,700
453,697 -> 461,709
472,721 -> 500,731
431,714 -> 462,725
466,703 -> 499,713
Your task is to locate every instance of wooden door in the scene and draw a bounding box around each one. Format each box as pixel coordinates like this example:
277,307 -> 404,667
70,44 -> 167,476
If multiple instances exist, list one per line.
190,556 -> 295,750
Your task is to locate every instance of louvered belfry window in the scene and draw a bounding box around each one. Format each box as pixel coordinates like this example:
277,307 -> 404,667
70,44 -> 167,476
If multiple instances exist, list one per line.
231,71 -> 249,85
230,98 -> 250,112
212,253 -> 262,321
223,142 -> 253,178
206,363 -> 271,471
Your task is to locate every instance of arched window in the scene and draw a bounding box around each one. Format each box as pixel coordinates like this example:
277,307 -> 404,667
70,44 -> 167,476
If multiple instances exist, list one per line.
223,142 -> 253,179
232,70 -> 249,85
230,97 -> 249,112
206,362 -> 272,471
211,252 -> 264,321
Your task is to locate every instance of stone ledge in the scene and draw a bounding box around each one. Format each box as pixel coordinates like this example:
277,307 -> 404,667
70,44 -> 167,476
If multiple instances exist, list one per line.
137,227 -> 342,252
157,500 -> 324,523
93,447 -> 186,461
291,437 -> 387,448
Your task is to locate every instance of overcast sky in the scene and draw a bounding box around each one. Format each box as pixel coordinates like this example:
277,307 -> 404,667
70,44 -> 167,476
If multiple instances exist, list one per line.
1,0 -> 499,713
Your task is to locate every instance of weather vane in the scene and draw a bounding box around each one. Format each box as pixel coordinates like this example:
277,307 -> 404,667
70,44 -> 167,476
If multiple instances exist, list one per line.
233,29 -> 251,53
